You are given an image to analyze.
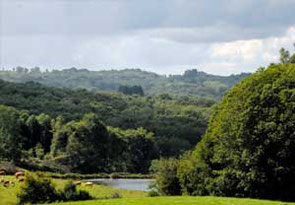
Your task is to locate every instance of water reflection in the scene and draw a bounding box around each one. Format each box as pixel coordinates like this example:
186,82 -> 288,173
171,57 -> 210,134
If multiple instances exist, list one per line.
88,178 -> 154,192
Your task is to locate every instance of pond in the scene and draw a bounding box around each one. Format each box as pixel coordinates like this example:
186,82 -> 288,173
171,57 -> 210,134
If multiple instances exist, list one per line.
87,178 -> 154,192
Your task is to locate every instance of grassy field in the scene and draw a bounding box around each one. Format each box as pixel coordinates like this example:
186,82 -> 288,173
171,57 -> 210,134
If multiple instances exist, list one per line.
1,175 -> 295,205
0,175 -> 147,205
51,196 -> 295,205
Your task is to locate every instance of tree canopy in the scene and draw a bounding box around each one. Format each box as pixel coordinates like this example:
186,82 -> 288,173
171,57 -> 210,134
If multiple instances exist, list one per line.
177,63 -> 295,201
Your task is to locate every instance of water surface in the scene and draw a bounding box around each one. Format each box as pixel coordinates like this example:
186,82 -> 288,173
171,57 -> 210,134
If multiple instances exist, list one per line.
88,178 -> 154,192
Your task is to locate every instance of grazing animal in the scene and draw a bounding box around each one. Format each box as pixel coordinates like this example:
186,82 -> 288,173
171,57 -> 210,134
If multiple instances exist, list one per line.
74,181 -> 82,185
0,170 -> 6,175
18,178 -> 25,183
83,182 -> 93,187
3,181 -> 10,187
15,171 -> 25,179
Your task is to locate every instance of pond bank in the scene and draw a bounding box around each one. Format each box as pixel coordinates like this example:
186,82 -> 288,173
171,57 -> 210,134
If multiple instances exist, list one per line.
88,178 -> 154,192
44,172 -> 154,180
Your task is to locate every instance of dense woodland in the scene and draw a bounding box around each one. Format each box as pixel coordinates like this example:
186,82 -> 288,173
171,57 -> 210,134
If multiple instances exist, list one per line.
153,58 -> 295,201
0,68 -> 249,100
0,79 -> 215,173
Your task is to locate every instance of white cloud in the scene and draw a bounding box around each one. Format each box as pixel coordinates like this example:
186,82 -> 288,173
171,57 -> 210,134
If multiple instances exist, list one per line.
209,26 -> 295,74
1,0 -> 295,75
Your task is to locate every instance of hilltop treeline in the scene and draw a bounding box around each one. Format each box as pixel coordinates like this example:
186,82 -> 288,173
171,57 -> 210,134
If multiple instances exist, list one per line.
0,68 -> 249,100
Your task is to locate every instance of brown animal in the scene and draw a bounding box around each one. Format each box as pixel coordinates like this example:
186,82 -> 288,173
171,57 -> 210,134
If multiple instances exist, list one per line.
9,181 -> 15,187
3,181 -> 10,187
74,181 -> 82,185
15,171 -> 25,179
18,178 -> 25,183
83,182 -> 93,187
0,170 -> 6,175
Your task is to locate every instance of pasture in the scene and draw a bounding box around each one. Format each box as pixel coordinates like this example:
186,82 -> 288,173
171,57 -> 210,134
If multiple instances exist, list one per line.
1,175 -> 295,205
51,196 -> 295,205
0,175 -> 147,205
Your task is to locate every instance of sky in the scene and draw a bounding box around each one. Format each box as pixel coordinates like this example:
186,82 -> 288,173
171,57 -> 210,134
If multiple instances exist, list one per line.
0,0 -> 295,75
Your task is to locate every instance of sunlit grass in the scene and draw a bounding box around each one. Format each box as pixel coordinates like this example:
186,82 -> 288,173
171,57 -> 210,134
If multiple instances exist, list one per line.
51,196 -> 295,205
1,175 -> 294,205
0,175 -> 147,205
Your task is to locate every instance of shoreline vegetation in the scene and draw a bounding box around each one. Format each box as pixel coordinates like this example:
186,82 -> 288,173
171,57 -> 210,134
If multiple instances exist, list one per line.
0,174 -> 147,205
45,172 -> 154,180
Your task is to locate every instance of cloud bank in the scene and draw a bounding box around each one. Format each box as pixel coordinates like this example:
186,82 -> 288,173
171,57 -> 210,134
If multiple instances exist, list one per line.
1,0 -> 295,75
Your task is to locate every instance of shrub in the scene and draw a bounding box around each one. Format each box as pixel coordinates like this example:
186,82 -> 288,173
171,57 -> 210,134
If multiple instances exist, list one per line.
151,158 -> 181,196
17,173 -> 59,204
17,173 -> 92,204
60,181 -> 92,201
148,190 -> 160,197
110,192 -> 122,199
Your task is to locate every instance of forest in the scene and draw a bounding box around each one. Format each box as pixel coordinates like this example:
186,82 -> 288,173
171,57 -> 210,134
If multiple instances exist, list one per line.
0,68 -> 250,100
0,79 -> 215,174
153,61 -> 295,202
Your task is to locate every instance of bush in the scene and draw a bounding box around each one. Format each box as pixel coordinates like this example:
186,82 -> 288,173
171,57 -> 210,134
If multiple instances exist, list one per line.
17,173 -> 59,204
151,158 -> 181,196
17,173 -> 92,204
60,181 -> 92,201
148,190 -> 160,197
110,192 -> 122,199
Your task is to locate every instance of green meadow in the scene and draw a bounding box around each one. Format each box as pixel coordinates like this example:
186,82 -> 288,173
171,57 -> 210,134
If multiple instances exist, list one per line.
52,196 -> 295,205
0,175 -> 146,205
1,175 -> 294,205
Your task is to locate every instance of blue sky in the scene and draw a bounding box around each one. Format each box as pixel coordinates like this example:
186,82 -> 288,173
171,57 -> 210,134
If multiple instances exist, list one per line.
0,0 -> 295,75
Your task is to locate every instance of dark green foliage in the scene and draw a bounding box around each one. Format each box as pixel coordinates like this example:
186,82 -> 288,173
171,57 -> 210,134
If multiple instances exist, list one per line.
118,85 -> 144,96
109,127 -> 157,173
0,70 -> 224,174
60,181 -> 91,201
64,113 -> 111,173
17,173 -> 59,204
151,158 -> 181,196
148,190 -> 160,197
0,104 -> 158,173
0,105 -> 23,162
178,64 -> 295,201
110,192 -> 122,199
0,68 -> 249,100
50,116 -> 67,157
0,80 -> 213,158
17,173 -> 91,204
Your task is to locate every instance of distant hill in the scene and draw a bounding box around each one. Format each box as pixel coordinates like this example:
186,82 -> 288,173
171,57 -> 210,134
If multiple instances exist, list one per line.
0,67 -> 250,100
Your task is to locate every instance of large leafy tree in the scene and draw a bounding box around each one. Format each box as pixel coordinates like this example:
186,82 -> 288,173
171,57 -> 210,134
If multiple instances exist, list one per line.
0,105 -> 23,162
178,64 -> 295,201
65,113 -> 111,173
110,127 -> 156,173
